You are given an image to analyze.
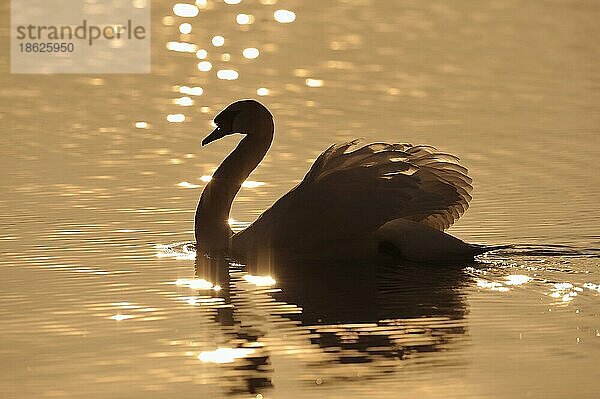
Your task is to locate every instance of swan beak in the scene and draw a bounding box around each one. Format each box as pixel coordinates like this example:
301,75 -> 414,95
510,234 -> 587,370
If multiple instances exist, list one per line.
202,127 -> 227,146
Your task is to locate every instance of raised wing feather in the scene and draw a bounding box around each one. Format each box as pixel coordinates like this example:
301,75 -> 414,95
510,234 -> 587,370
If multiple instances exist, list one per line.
304,140 -> 472,230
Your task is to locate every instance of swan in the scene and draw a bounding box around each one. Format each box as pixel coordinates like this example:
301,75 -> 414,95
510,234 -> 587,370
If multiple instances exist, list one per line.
195,99 -> 496,264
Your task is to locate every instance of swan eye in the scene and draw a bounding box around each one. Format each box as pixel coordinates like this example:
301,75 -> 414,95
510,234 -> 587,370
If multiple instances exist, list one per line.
215,123 -> 231,134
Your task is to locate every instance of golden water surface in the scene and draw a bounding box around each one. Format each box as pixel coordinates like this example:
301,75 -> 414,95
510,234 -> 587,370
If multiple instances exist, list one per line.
1,0 -> 599,398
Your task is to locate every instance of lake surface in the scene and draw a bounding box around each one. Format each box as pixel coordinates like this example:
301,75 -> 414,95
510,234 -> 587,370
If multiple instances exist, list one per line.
1,0 -> 599,398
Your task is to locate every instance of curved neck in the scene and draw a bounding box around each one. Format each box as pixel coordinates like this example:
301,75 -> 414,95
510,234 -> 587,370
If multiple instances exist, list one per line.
195,123 -> 274,253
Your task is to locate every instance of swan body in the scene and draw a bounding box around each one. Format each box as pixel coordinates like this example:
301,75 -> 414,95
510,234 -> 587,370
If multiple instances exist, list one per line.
195,100 -> 489,263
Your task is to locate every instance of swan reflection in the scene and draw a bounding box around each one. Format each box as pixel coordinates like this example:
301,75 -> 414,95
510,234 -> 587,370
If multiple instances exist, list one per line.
188,254 -> 468,395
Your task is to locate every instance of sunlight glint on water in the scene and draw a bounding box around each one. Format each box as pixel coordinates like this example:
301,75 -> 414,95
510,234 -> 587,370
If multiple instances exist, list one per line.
0,0 -> 599,398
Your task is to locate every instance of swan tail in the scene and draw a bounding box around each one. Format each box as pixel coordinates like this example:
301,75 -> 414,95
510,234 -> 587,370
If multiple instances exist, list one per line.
469,244 -> 514,255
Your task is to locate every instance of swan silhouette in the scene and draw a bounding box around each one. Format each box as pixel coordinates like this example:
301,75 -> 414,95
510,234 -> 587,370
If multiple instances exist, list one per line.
195,99 -> 496,263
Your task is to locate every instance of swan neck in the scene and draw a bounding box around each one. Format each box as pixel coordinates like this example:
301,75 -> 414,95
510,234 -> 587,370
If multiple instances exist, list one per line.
195,121 -> 273,252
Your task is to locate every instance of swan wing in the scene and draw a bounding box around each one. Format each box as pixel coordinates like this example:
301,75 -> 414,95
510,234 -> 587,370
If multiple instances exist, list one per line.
303,140 -> 472,230
233,140 -> 472,253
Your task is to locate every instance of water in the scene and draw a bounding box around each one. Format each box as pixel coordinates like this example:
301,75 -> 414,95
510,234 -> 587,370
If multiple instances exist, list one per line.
1,0 -> 599,398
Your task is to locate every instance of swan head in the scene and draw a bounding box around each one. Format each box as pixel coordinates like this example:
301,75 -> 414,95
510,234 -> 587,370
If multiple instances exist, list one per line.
202,99 -> 273,146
